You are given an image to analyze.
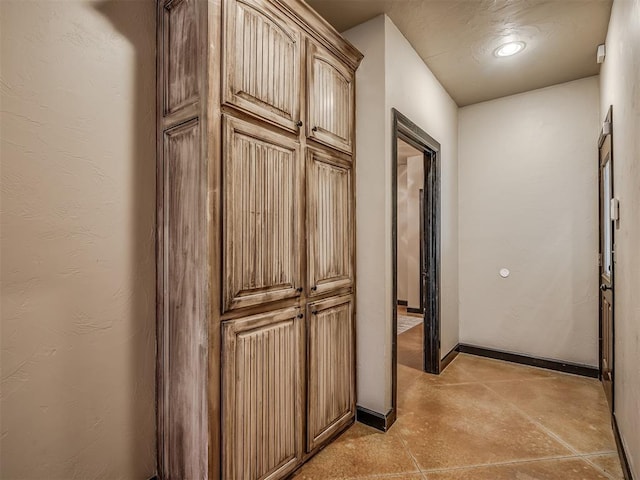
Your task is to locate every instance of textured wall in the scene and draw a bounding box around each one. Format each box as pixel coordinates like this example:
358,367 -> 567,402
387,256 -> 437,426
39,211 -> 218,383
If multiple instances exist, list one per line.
343,15 -> 389,414
599,0 -> 640,475
0,1 -> 157,478
384,16 -> 460,362
344,14 -> 459,413
459,77 -> 600,366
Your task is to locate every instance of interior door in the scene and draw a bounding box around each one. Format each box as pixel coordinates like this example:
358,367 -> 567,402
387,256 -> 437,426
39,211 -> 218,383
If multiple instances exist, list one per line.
421,149 -> 440,374
598,108 -> 614,411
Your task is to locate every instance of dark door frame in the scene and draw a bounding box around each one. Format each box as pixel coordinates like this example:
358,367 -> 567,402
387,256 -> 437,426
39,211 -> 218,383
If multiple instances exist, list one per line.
391,108 -> 441,420
598,105 -> 614,411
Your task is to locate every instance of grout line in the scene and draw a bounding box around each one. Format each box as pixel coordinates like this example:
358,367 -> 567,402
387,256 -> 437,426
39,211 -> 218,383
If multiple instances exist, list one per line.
419,452 -> 617,474
581,454 -> 620,480
480,382 -> 582,456
394,422 -> 427,477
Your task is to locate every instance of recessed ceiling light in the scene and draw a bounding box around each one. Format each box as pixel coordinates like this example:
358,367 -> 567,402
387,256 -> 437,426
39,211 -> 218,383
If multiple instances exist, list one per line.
494,41 -> 526,57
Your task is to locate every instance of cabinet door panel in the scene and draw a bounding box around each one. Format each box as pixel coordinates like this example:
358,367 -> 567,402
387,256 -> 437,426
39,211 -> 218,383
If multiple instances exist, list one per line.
307,295 -> 355,451
224,0 -> 301,132
223,115 -> 302,312
223,307 -> 304,479
307,148 -> 353,296
307,40 -> 354,154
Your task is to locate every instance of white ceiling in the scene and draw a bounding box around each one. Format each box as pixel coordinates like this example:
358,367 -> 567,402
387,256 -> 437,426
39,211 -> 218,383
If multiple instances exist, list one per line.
306,0 -> 612,106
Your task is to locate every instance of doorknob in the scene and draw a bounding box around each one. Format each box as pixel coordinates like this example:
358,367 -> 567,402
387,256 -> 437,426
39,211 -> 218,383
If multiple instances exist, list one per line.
600,284 -> 612,291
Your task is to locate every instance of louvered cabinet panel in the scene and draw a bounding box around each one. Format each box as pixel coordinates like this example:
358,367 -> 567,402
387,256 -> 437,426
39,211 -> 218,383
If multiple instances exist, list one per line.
306,40 -> 354,154
307,147 -> 353,296
223,115 -> 302,312
222,307 -> 304,480
223,0 -> 302,132
307,295 -> 355,452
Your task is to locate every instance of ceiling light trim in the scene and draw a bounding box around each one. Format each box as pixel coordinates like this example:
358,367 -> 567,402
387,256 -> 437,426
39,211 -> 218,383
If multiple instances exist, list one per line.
494,41 -> 526,57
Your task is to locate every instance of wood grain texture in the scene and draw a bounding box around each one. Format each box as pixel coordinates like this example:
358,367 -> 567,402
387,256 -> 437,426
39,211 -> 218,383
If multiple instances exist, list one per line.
307,147 -> 353,296
162,0 -> 199,115
159,118 -> 209,480
222,307 -> 304,479
306,40 -> 354,154
223,115 -> 302,312
223,0 -> 302,132
306,295 -> 355,451
157,0 -> 362,477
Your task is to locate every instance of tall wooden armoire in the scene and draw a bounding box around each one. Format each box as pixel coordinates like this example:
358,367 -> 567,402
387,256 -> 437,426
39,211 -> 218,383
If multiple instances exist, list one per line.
155,0 -> 362,478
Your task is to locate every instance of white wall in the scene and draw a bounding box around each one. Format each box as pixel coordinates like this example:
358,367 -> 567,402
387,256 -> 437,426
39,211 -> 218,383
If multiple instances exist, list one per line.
397,164 -> 408,302
406,155 -> 424,310
0,1 -> 157,478
344,15 -> 459,414
459,77 -> 601,367
599,0 -> 640,475
383,17 -> 460,361
343,15 -> 390,414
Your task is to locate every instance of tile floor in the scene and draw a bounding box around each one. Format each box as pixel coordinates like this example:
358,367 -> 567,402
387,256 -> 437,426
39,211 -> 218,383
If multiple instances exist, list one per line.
292,352 -> 623,480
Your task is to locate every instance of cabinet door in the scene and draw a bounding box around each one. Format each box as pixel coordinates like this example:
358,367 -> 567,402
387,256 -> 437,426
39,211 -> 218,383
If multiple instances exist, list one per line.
223,0 -> 302,133
306,40 -> 354,154
223,115 -> 302,312
223,307 -> 304,479
307,295 -> 355,452
307,147 -> 353,296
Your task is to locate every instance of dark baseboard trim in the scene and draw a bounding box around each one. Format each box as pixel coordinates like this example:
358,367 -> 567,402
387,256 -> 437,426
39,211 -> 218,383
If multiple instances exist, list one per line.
457,344 -> 600,378
397,299 -> 408,306
406,307 -> 422,314
613,413 -> 635,480
356,406 -> 396,432
440,344 -> 459,372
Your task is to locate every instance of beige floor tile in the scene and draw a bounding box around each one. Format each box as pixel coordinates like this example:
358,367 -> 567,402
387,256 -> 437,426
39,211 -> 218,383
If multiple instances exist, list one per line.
588,453 -> 625,479
424,457 -> 610,479
485,376 -> 617,454
291,423 -> 419,480
395,382 -> 572,470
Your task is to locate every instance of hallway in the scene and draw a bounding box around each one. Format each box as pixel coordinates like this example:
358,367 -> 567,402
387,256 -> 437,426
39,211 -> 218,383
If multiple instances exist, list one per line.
293,354 -> 623,479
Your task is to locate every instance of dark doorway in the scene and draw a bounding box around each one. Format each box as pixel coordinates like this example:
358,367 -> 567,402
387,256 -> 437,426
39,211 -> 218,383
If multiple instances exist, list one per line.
391,109 -> 441,417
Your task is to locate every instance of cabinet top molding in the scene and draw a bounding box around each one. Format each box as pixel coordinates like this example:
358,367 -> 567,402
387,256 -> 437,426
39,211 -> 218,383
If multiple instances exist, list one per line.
276,0 -> 363,69
161,0 -> 363,70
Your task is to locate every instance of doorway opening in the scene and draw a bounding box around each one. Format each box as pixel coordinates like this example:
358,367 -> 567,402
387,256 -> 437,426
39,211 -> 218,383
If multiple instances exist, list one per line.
391,109 -> 441,416
598,106 -> 614,412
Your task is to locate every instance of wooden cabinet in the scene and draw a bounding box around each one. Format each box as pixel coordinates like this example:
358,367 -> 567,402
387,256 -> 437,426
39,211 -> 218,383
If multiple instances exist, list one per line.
307,295 -> 355,452
307,147 -> 353,296
157,0 -> 361,478
222,115 -> 302,312
222,307 -> 304,479
306,40 -> 355,154
223,0 -> 302,133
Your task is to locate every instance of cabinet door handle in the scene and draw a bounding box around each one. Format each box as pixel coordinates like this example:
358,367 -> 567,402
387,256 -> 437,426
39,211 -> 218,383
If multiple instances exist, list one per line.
312,126 -> 318,132
311,285 -> 317,292
296,287 -> 303,293
296,120 -> 303,127
312,310 -> 318,315
297,313 -> 304,319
